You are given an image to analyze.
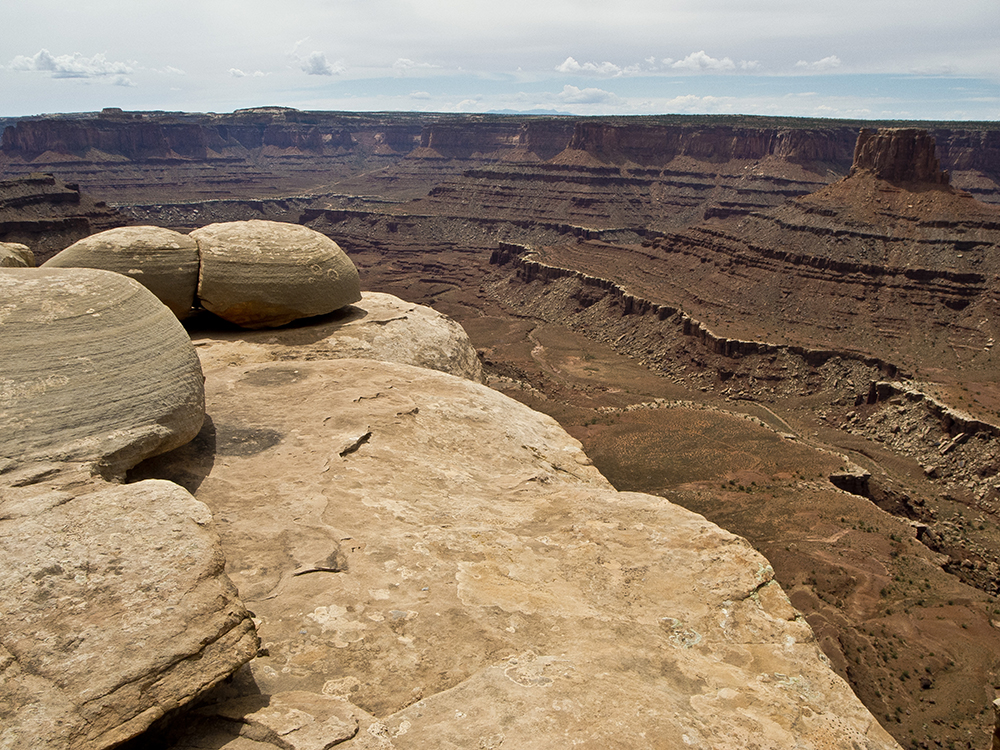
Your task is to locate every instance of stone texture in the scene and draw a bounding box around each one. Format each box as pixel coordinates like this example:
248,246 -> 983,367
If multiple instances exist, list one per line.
143,353 -> 899,750
191,292 -> 482,382
0,241 -> 34,267
191,220 -> 361,329
0,267 -> 204,478
0,477 -> 259,750
42,226 -> 200,319
851,127 -> 949,184
203,691 -> 360,749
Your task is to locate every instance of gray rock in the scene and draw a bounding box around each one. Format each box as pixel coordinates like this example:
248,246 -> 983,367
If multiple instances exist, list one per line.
0,267 -> 204,478
0,478 -> 259,750
0,241 -> 34,267
43,226 -> 199,319
192,220 -> 361,329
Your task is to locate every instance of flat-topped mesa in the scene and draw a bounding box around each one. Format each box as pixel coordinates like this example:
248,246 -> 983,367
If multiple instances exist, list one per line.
850,127 -> 950,184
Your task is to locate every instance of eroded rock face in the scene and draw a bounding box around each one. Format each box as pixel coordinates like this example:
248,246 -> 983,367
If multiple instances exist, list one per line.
0,477 -> 259,750
191,220 -> 361,328
43,226 -> 200,318
0,267 -> 204,477
851,127 -> 949,184
143,354 -> 899,749
0,241 -> 33,267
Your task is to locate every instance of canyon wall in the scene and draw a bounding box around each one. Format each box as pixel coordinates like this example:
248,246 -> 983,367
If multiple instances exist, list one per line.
3,110 -> 999,204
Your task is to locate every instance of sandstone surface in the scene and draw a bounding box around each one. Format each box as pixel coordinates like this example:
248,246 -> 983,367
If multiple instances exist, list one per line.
43,226 -> 199,318
0,477 -> 259,750
190,291 -> 482,383
0,241 -> 33,267
138,351 -> 899,749
191,220 -> 362,329
0,267 -> 204,477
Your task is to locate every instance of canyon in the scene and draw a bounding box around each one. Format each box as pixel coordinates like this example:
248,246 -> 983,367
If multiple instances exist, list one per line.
4,109 -> 1000,750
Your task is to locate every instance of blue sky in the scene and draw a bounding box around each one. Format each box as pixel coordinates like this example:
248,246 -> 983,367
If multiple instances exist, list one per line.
2,0 -> 997,121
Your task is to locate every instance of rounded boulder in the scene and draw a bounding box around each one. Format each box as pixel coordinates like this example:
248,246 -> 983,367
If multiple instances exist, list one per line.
191,220 -> 361,328
0,242 -> 35,267
42,226 -> 199,319
0,267 -> 205,476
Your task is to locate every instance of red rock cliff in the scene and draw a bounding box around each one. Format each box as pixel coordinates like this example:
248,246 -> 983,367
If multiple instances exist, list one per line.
850,127 -> 949,184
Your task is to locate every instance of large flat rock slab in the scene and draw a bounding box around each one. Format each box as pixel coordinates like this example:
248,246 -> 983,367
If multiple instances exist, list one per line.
0,478 -> 259,750
148,356 -> 898,749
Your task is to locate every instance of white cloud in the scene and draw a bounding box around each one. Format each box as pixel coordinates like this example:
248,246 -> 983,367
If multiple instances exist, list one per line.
665,94 -> 728,111
795,55 -> 842,71
409,90 -> 432,100
671,51 -> 736,72
557,84 -> 621,105
112,75 -> 136,87
555,56 -> 624,76
301,51 -> 343,76
229,68 -> 266,78
558,53 -> 757,77
393,58 -> 440,75
8,49 -> 133,79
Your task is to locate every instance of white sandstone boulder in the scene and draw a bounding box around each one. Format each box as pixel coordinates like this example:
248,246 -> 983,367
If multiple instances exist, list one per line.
192,220 -> 361,328
42,226 -> 200,318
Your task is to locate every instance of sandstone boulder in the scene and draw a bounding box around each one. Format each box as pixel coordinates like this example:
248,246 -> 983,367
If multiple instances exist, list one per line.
143,355 -> 899,749
191,291 -> 483,382
42,226 -> 200,318
0,267 -> 204,478
0,477 -> 259,750
191,220 -> 361,329
0,241 -> 34,267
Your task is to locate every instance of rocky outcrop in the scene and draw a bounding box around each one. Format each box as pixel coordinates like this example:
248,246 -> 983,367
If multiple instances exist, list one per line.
851,128 -> 950,184
0,477 -> 259,750
0,267 -> 204,478
43,226 -> 200,318
1,264 -> 258,750
191,291 -> 483,382
0,241 -> 32,266
0,174 -> 124,261
136,349 -> 900,749
191,220 -> 361,328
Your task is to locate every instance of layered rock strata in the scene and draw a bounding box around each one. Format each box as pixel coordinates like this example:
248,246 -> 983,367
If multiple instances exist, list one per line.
0,267 -> 204,477
498,130 -> 1000,380
0,173 -> 124,259
851,127 -> 949,184
43,225 -> 200,318
3,111 -> 999,209
191,220 -> 361,328
1,265 -> 258,749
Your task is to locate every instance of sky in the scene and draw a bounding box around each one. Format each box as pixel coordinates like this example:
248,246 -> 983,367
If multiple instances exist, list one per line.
2,0 -> 998,122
